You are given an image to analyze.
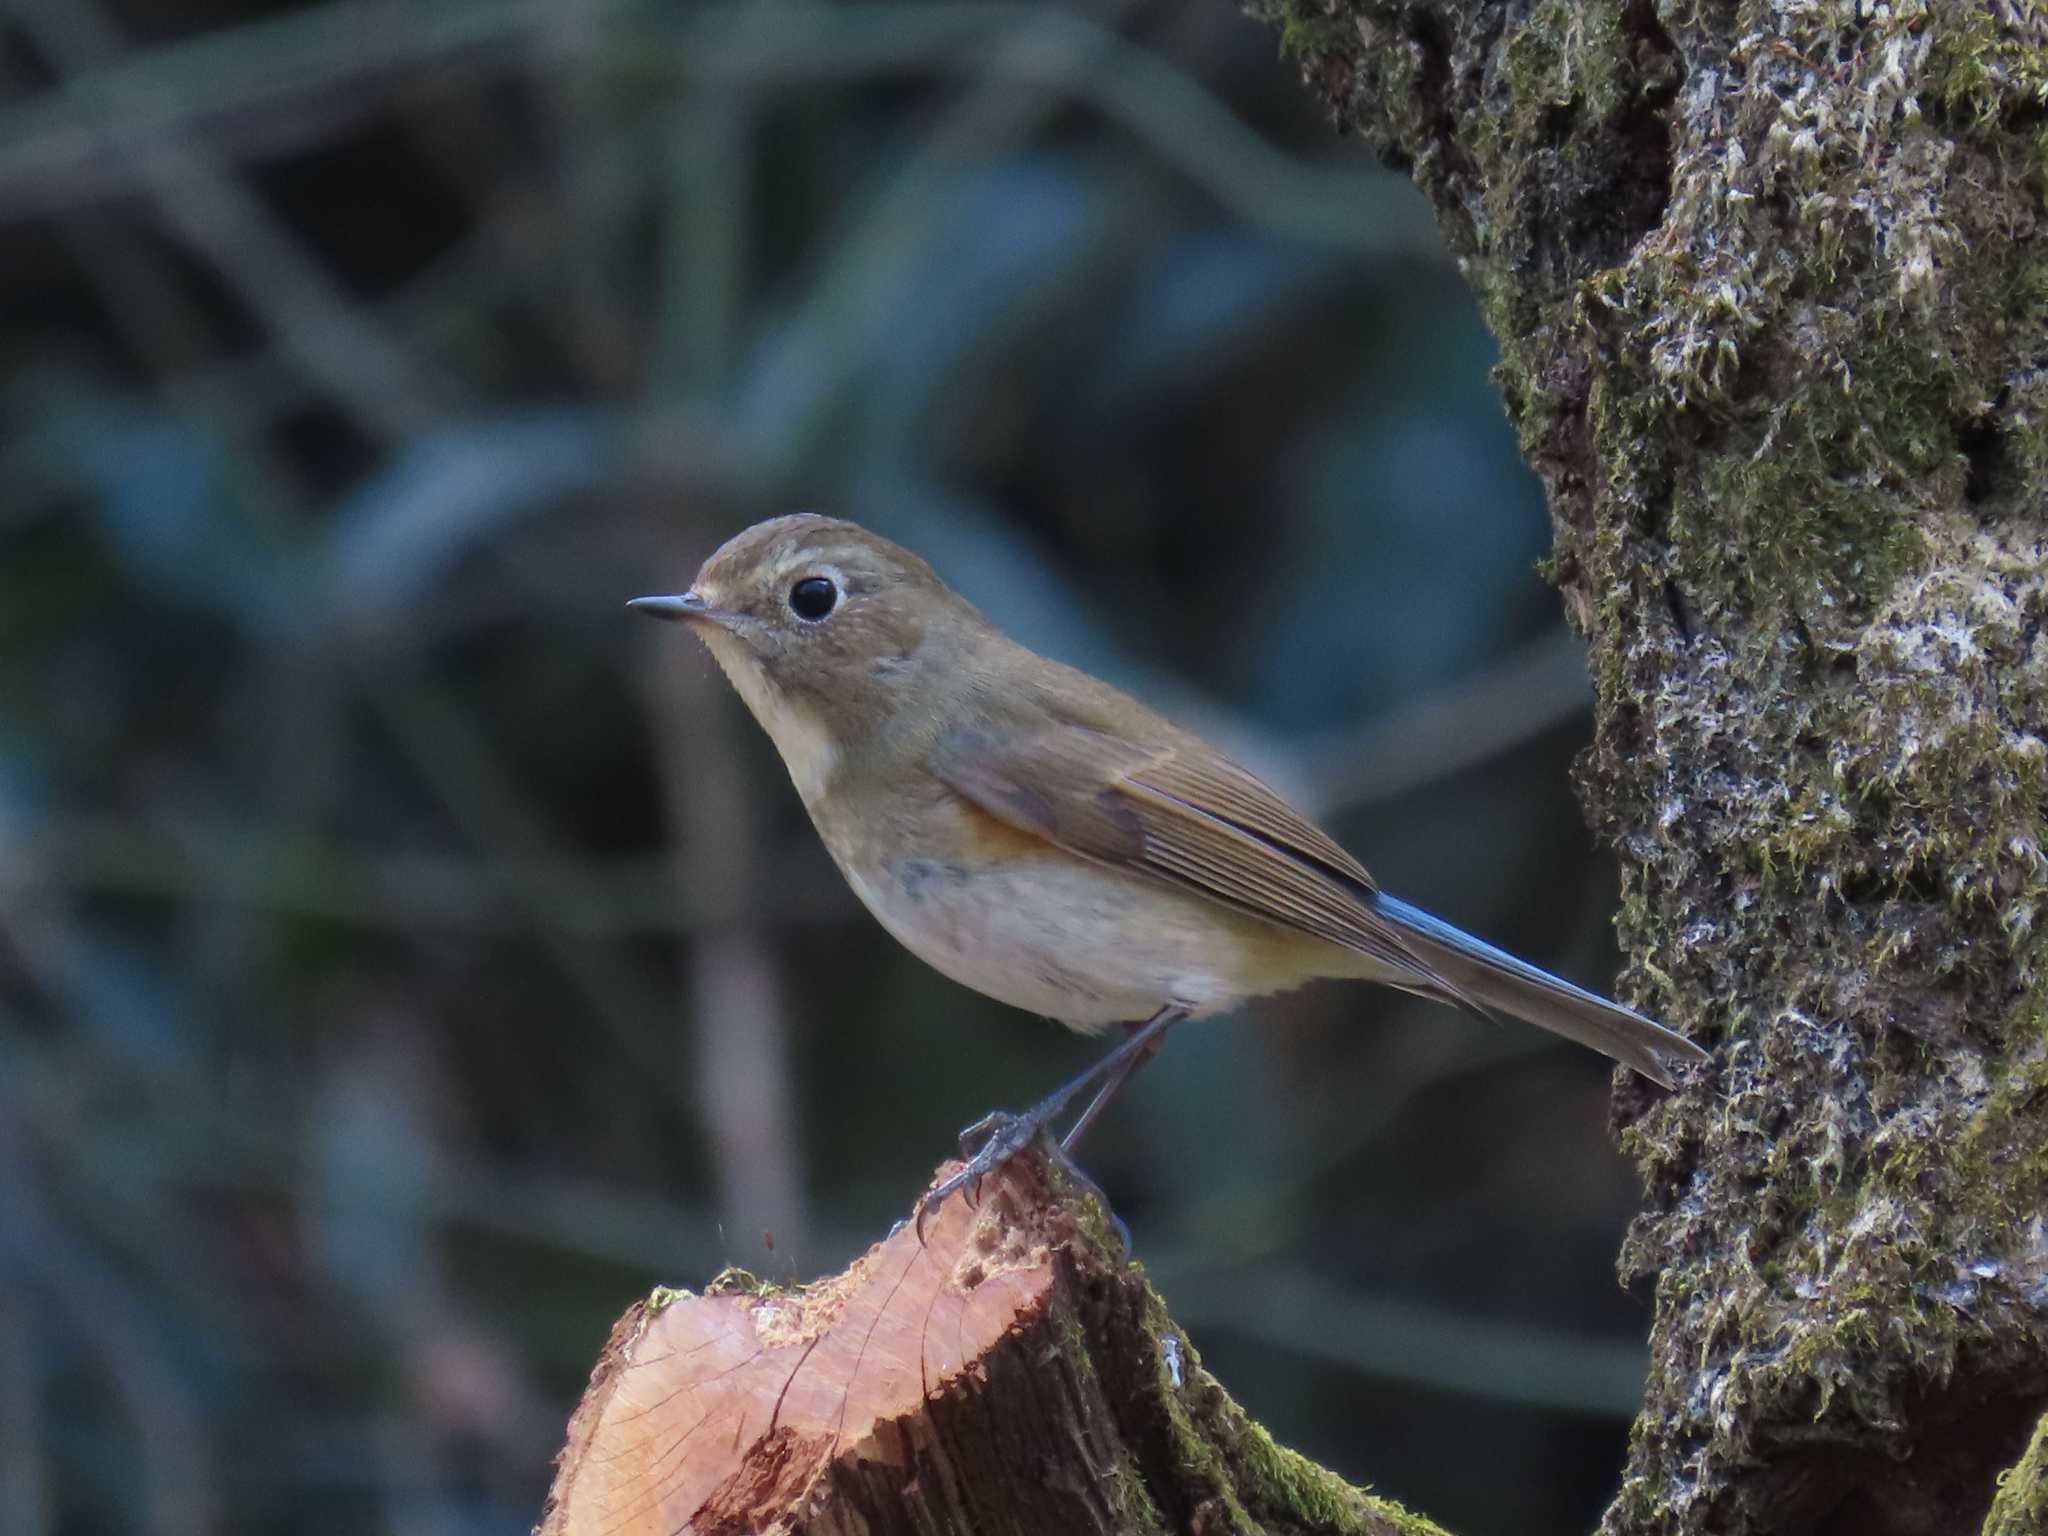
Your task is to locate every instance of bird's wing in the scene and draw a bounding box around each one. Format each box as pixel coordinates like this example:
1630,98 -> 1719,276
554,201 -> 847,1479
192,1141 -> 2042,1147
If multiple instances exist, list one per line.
927,725 -> 1464,1000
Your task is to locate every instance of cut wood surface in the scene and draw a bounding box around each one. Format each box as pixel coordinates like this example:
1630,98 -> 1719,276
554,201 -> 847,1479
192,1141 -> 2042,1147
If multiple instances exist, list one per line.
540,1149 -> 1441,1536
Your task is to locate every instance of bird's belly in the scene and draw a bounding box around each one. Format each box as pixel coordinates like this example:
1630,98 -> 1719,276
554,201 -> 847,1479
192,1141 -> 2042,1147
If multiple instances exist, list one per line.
836,848 -> 1325,1031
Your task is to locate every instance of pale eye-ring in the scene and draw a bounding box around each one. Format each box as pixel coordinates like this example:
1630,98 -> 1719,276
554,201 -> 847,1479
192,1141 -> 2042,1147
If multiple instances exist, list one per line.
788,576 -> 838,622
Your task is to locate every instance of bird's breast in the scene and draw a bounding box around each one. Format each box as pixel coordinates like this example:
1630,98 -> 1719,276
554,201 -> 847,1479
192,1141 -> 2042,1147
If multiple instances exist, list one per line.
814,793 -> 1337,1030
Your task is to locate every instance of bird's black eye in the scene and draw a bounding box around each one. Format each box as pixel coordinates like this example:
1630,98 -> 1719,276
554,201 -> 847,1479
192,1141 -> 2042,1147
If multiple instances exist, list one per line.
788,576 -> 838,621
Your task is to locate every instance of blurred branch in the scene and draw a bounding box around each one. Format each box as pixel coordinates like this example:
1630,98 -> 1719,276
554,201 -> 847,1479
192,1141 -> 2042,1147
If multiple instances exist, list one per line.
650,94 -> 751,398
0,2 -> 1433,254
10,0 -> 452,442
5,1005 -> 731,1286
640,622 -> 811,1263
2,813 -> 839,933
323,412 -> 627,633
0,0 -> 529,224
349,663 -> 692,1086
1165,1261 -> 1648,1418
79,227 -> 510,463
68,1108 -> 732,1280
0,1096 -> 213,1536
0,34 -> 540,547
0,1279 -> 48,1536
1297,627 -> 1594,815
1125,1033 -> 1662,1419
536,0 -> 641,394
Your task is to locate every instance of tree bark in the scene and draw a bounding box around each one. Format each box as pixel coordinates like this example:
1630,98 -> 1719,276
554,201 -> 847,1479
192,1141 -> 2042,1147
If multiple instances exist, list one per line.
539,1152 -> 1444,1536
1248,2 -> 2048,1533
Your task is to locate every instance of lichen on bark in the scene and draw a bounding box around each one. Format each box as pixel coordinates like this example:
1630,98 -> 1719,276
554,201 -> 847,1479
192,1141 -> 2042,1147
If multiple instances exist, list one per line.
1251,0 -> 2048,1531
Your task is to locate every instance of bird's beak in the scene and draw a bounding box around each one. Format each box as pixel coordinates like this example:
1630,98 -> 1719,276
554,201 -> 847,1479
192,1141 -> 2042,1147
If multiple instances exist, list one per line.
627,591 -> 735,628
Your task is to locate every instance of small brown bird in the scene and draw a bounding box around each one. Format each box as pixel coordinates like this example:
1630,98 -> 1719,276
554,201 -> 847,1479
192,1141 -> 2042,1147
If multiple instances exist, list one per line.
633,514 -> 1706,1224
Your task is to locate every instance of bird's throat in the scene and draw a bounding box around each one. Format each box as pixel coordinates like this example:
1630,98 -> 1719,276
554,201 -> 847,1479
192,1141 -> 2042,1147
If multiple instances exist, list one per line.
695,628 -> 842,804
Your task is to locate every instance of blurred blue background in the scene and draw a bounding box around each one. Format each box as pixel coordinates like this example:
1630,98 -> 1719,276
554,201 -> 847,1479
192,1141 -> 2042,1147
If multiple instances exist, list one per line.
0,1 -> 1658,1532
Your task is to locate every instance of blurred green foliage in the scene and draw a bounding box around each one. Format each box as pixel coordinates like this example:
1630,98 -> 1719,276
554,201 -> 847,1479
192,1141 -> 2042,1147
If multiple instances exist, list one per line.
0,1 -> 1658,1532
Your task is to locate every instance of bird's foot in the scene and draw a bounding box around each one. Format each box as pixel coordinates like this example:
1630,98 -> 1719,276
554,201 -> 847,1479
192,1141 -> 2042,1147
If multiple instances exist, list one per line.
913,1108 -> 1040,1242
913,1109 -> 1130,1253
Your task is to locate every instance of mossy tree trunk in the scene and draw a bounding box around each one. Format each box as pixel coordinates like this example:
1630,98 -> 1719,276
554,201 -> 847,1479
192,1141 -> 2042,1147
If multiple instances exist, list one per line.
1251,2 -> 2048,1532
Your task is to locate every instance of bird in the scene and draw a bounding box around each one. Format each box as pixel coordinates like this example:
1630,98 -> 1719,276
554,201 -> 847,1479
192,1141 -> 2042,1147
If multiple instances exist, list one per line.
631,513 -> 1707,1229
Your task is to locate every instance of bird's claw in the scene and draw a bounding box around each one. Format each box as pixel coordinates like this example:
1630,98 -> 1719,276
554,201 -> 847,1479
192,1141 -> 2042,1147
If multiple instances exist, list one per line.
955,1110 -> 1006,1160
911,1109 -> 1132,1256
911,1164 -> 979,1245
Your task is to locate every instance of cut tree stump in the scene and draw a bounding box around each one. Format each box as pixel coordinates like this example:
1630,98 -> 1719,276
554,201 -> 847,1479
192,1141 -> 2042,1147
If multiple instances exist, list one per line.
539,1149 -> 1443,1536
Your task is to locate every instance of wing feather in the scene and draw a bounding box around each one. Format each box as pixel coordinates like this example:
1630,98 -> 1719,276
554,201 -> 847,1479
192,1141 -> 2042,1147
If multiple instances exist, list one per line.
928,726 -> 1464,1001
1127,753 -> 1378,892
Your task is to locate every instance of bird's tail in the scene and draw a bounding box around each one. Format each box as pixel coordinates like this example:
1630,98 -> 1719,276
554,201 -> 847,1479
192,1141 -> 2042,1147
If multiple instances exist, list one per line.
1371,893 -> 1708,1088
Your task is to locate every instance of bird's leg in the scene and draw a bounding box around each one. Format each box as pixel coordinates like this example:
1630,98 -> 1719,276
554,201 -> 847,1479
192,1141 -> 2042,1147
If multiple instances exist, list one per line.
915,1004 -> 1186,1242
1060,1008 -> 1183,1155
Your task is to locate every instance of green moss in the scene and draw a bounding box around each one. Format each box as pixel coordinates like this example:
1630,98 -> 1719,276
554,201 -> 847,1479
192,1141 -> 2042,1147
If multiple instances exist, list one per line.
1960,1044 -> 2048,1223
644,1284 -> 689,1312
1985,1412 -> 2048,1536
1509,0 -> 1630,117
2007,369 -> 2048,488
1100,1459 -> 1171,1536
1274,7 -> 1356,63
703,1266 -> 779,1297
1034,1152 -> 1146,1262
1928,4 -> 2048,129
1149,1349 -> 1261,1531
1239,1418 -> 1447,1536
1668,449 -> 1927,614
1132,1287 -> 1445,1536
